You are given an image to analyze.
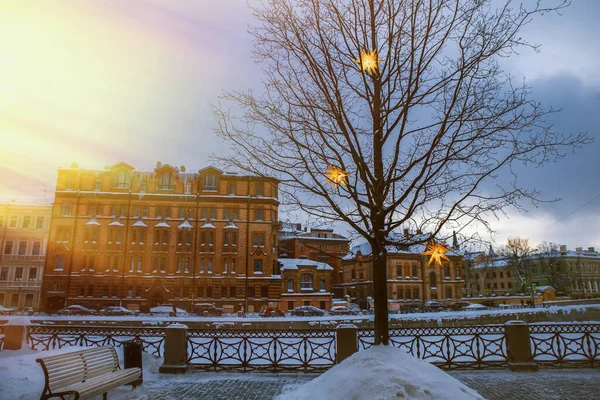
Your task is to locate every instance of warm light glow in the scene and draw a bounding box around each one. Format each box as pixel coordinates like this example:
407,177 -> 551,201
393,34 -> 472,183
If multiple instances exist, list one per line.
422,240 -> 451,267
355,49 -> 382,74
326,166 -> 348,189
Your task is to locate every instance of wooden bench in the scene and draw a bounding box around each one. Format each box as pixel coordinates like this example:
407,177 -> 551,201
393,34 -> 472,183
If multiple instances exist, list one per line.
36,346 -> 142,400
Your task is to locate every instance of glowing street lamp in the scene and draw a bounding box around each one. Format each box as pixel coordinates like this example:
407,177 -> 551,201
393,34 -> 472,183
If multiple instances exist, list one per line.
355,49 -> 383,75
423,240 -> 451,267
326,166 -> 348,189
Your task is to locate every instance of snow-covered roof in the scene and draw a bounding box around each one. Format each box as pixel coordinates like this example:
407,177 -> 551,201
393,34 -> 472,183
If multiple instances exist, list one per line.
108,219 -> 124,227
472,258 -> 510,269
155,221 -> 170,228
85,218 -> 101,226
224,222 -> 238,229
201,222 -> 216,229
278,258 -> 334,271
178,220 -> 193,229
132,220 -> 148,228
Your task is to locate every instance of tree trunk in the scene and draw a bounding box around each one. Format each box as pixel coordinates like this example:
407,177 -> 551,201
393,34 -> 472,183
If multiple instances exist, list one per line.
372,244 -> 389,345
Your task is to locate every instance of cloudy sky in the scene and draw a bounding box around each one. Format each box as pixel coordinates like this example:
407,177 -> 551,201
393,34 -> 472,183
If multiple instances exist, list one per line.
0,0 -> 598,250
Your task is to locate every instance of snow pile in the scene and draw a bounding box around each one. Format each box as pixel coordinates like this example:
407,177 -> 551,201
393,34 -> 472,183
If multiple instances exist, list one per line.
276,346 -> 484,400
0,345 -> 163,399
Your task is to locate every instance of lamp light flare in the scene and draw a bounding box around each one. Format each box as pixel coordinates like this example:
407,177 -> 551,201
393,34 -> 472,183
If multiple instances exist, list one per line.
326,166 -> 348,189
423,240 -> 451,267
355,49 -> 383,75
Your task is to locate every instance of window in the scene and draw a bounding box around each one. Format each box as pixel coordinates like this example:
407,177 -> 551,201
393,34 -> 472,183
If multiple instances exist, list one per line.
224,208 -> 239,220
55,256 -> 65,271
29,268 -> 37,281
4,240 -> 13,255
140,179 -> 147,192
255,182 -> 264,196
398,288 -> 403,300
499,271 -> 504,278
413,288 -> 419,299
10,294 -> 19,308
501,282 -> 505,289
18,241 -> 27,255
247,286 -> 254,298
204,173 -> 217,191
301,274 -> 313,289
411,265 -> 418,278
254,259 -> 263,273
252,233 -> 265,247
9,216 -> 17,228
261,286 -> 268,298
255,209 -> 264,221
455,266 -> 461,279
228,183 -> 236,195
0,267 -> 8,281
231,258 -> 236,274
207,259 -> 213,273
115,170 -> 130,188
111,205 -> 117,217
119,205 -> 126,217
95,179 -> 102,191
200,259 -> 205,273
185,183 -> 191,194
444,265 -> 450,279
287,279 -> 294,292
396,265 -> 402,277
61,204 -> 71,216
22,216 -> 31,229
24,294 -> 34,308
159,172 -> 174,190
201,208 -> 216,220
66,178 -> 74,190
223,259 -> 228,274
224,232 -> 230,247
143,206 -> 148,218
320,280 -> 326,291
184,258 -> 189,273
230,285 -> 236,298
160,257 -> 166,273
14,267 -> 23,280
445,287 -> 452,299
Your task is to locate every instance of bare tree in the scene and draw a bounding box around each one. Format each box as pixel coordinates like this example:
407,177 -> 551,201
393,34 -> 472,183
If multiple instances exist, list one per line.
213,0 -> 590,344
500,237 -> 535,301
536,241 -> 568,293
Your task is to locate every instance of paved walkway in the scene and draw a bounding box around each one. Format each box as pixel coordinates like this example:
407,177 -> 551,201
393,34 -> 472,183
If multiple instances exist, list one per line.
112,369 -> 600,400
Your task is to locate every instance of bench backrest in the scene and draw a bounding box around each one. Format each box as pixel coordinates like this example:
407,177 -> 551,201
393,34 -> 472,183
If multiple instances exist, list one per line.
36,346 -> 120,393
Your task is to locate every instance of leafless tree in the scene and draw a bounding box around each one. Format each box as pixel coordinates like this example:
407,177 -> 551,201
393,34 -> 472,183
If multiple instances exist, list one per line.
536,241 -> 568,293
212,0 -> 590,344
500,237 -> 535,300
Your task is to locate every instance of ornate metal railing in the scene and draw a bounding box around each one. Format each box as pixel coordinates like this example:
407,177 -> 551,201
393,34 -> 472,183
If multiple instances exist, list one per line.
358,325 -> 507,369
187,329 -> 336,372
27,325 -> 166,357
530,323 -> 600,367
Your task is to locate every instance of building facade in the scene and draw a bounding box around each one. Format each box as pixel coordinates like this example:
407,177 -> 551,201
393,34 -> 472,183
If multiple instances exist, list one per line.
336,232 -> 464,308
0,201 -> 52,311
278,224 -> 349,294
40,162 -> 281,313
278,258 -> 334,311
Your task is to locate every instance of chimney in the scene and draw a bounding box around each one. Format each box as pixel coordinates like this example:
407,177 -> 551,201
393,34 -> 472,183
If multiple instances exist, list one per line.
156,161 -> 162,168
560,245 -> 567,254
180,165 -> 186,172
576,247 -> 582,253
589,247 -> 595,253
403,228 -> 409,238
296,223 -> 302,231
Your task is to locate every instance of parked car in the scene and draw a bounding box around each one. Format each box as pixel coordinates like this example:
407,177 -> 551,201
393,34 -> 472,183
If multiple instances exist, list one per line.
480,300 -> 500,308
329,306 -> 357,316
288,306 -> 326,317
259,307 -> 285,317
149,304 -> 189,316
193,303 -> 224,317
100,306 -> 137,316
423,301 -> 444,312
400,304 -> 421,313
464,303 -> 487,310
57,305 -> 97,316
449,301 -> 473,311
0,305 -> 16,315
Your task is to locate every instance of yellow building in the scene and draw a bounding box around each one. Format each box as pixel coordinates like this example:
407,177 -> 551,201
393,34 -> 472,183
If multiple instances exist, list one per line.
40,162 -> 281,313
336,231 -> 464,308
0,201 -> 52,311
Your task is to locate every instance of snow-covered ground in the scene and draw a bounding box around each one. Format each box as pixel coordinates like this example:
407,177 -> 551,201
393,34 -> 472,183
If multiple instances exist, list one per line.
276,346 -> 484,400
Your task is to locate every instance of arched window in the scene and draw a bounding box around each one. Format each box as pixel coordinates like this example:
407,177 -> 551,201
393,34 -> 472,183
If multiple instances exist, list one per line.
115,170 -> 130,189
301,273 -> 313,289
204,173 -> 217,191
429,271 -> 437,288
159,172 -> 173,189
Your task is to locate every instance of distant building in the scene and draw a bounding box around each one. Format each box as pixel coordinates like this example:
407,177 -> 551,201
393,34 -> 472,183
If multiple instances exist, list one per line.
335,230 -> 464,307
277,258 -> 334,311
40,162 -> 281,313
278,223 -> 349,295
0,201 -> 52,311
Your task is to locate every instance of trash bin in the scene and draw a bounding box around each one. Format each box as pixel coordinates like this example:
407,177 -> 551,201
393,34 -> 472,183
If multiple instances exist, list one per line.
123,340 -> 143,386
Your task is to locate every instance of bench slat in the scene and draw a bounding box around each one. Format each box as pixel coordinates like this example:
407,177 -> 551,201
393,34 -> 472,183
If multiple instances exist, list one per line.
39,346 -> 112,363
62,369 -> 141,399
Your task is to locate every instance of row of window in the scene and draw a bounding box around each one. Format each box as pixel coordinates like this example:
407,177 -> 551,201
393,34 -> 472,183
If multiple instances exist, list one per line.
0,267 -> 38,281
74,283 -> 268,299
0,215 -> 45,229
66,172 -> 274,197
287,274 -> 327,291
60,204 -> 275,222
0,293 -> 35,309
3,240 -> 44,256
54,255 -> 267,274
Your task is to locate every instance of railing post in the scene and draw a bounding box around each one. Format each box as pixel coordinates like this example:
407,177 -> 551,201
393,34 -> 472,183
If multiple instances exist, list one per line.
505,320 -> 538,371
336,324 -> 358,364
3,317 -> 31,351
159,323 -> 188,373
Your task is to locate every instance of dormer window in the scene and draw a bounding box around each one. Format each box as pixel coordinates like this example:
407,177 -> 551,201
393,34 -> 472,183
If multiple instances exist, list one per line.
204,174 -> 217,191
159,171 -> 174,190
115,170 -> 130,189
